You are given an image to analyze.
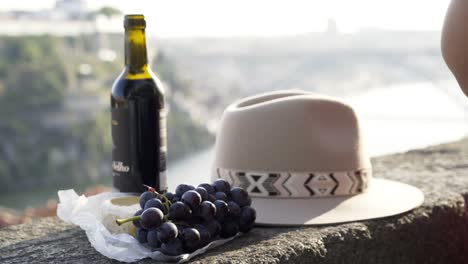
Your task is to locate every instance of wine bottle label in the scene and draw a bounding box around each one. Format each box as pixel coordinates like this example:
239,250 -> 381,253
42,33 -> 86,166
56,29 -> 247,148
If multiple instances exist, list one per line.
111,108 -> 133,189
112,106 -> 167,192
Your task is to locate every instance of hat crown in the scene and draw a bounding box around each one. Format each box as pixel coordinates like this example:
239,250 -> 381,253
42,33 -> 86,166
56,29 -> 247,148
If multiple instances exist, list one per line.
213,91 -> 371,173
211,91 -> 424,225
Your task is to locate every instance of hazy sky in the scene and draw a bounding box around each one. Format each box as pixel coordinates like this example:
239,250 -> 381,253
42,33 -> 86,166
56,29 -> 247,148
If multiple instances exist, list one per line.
0,0 -> 450,37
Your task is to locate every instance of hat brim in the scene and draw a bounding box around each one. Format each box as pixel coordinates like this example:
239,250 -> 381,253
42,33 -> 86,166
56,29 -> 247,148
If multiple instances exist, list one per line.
252,178 -> 424,226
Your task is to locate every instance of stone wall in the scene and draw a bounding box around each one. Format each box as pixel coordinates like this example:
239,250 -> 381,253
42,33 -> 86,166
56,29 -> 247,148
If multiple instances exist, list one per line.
2,138 -> 468,263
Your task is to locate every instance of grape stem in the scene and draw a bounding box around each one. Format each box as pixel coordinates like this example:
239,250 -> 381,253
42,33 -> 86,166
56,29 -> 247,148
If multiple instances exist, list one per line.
143,184 -> 173,212
162,199 -> 172,212
143,184 -> 160,195
116,215 -> 141,226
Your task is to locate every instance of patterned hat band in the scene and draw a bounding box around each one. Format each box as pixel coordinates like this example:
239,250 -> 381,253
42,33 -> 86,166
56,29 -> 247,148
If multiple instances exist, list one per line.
215,167 -> 371,198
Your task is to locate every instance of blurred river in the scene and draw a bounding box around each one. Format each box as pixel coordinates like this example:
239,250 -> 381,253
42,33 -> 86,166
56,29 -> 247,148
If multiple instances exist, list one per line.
2,80 -> 468,209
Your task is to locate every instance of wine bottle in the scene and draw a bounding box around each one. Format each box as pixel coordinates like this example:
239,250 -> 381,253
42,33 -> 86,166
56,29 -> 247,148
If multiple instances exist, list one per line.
111,14 -> 167,193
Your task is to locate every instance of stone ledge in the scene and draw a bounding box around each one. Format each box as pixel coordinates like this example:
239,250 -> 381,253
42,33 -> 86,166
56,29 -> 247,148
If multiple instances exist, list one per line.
2,138 -> 468,263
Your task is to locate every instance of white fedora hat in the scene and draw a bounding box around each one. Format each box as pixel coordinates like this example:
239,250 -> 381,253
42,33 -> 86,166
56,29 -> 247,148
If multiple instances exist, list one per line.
211,90 -> 424,226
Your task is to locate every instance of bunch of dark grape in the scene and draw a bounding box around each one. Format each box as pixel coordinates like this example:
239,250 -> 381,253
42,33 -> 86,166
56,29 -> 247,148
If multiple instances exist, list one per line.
116,179 -> 256,256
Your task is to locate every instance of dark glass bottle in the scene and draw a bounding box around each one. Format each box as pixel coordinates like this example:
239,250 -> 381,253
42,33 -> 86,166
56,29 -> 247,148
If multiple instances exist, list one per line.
111,14 -> 167,193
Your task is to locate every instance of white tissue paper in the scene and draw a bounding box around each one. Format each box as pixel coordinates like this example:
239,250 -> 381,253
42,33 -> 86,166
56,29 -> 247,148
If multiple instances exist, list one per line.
57,189 -> 236,263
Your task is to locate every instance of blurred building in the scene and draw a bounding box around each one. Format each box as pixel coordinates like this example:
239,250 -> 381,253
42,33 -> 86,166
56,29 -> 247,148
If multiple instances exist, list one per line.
0,0 -> 122,35
326,18 -> 338,35
54,0 -> 90,20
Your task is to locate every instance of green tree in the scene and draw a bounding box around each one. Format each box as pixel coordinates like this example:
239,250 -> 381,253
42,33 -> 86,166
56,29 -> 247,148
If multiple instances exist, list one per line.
96,6 -> 122,18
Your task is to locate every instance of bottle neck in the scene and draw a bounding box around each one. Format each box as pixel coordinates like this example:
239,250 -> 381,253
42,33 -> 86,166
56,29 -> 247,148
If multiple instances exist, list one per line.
124,27 -> 148,75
